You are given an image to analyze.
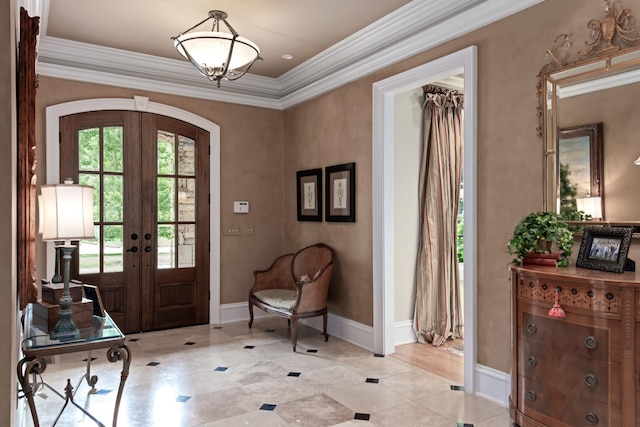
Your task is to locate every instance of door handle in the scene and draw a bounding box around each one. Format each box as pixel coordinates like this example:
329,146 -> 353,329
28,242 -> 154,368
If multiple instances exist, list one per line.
144,246 -> 152,253
126,246 -> 138,253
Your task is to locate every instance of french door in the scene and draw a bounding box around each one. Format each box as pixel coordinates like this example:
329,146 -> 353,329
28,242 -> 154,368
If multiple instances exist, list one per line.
59,111 -> 210,333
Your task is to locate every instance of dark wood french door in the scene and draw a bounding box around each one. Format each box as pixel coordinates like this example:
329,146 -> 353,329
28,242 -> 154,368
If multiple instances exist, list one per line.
59,111 -> 210,333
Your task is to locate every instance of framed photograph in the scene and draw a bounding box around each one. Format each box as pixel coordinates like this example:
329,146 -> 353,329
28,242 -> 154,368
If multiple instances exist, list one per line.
557,122 -> 603,218
296,168 -> 322,222
325,162 -> 355,222
83,284 -> 105,317
576,226 -> 633,273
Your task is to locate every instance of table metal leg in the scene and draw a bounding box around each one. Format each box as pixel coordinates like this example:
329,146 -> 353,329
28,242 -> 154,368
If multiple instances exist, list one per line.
17,357 -> 47,427
18,345 -> 131,427
107,344 -> 131,427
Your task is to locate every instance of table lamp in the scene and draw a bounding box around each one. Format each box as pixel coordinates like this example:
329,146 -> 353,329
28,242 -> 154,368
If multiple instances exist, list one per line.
40,179 -> 94,340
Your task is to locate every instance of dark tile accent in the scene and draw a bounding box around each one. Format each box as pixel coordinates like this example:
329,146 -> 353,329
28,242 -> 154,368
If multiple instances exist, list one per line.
212,326 -> 222,330
306,349 -> 318,353
366,378 -> 379,384
373,353 -> 384,358
456,423 -> 473,427
82,357 -> 98,362
260,403 -> 277,411
266,329 -> 275,332
214,367 -> 228,372
147,362 -> 160,366
184,342 -> 196,346
287,372 -> 301,377
128,338 -> 140,342
244,345 -> 255,349
36,393 -> 49,400
354,413 -> 371,420
94,389 -> 111,395
451,385 -> 465,391
176,395 -> 191,403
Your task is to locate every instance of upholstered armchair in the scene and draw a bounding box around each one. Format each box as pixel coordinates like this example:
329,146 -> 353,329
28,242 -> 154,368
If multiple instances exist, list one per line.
248,243 -> 335,351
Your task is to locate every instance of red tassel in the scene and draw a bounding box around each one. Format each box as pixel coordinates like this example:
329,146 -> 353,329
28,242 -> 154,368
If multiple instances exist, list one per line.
548,289 -> 565,318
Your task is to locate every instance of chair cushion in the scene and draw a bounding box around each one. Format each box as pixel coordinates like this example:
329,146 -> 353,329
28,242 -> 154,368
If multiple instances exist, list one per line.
253,289 -> 297,311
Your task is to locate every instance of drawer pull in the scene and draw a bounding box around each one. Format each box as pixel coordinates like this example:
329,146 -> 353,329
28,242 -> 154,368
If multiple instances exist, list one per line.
585,373 -> 598,387
584,336 -> 598,349
527,323 -> 537,334
527,356 -> 537,367
585,412 -> 599,424
527,390 -> 537,401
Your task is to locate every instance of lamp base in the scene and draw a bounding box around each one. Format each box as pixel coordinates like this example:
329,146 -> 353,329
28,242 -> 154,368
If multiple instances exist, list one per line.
50,305 -> 80,340
50,272 -> 80,341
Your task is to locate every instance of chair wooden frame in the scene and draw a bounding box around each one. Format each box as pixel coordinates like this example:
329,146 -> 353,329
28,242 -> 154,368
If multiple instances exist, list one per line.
248,243 -> 334,351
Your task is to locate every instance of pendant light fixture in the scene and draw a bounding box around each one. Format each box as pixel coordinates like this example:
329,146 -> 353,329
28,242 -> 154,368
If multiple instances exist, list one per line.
172,10 -> 261,87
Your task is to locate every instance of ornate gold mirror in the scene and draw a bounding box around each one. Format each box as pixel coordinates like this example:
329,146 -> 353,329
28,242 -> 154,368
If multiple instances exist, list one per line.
539,0 -> 640,225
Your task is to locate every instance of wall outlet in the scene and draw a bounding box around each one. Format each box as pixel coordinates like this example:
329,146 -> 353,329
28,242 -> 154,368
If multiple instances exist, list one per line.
223,225 -> 240,236
244,225 -> 255,235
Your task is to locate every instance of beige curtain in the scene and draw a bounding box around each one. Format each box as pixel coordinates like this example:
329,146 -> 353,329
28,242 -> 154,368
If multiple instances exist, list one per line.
414,85 -> 464,346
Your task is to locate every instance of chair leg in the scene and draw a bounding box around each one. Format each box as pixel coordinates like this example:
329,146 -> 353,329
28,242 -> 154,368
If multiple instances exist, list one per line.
291,319 -> 297,352
323,313 -> 329,342
248,302 -> 254,328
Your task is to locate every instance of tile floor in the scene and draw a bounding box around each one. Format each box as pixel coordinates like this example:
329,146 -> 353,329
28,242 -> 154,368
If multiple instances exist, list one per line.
26,317 -> 510,426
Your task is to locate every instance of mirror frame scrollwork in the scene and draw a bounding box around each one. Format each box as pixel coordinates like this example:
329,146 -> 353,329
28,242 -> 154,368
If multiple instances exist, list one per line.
538,0 -> 640,222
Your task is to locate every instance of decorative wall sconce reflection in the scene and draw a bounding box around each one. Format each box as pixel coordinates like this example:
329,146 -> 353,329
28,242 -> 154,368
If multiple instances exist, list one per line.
576,195 -> 603,220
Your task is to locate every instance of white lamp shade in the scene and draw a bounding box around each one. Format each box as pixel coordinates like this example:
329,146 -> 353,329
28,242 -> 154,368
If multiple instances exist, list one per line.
635,155 -> 640,165
174,31 -> 260,71
40,183 -> 95,241
576,196 -> 603,219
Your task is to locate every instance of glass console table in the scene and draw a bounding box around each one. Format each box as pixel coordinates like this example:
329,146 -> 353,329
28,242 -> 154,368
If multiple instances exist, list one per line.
18,304 -> 131,427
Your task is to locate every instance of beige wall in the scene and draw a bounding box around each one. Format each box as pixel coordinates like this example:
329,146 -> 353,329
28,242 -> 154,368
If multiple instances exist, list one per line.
35,79 -> 286,305
2,0 -> 18,425
281,0 -> 640,372
27,0 -> 640,383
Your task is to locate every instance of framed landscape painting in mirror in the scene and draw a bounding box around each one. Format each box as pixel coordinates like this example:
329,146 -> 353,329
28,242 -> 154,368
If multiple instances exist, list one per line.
557,122 -> 603,219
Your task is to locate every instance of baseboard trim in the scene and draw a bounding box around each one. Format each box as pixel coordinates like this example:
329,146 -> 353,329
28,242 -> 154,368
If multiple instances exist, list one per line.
219,302 -> 510,406
473,364 -> 511,407
394,320 -> 417,345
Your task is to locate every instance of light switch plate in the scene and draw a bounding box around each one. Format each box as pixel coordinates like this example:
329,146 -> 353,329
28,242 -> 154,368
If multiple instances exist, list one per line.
234,201 -> 249,213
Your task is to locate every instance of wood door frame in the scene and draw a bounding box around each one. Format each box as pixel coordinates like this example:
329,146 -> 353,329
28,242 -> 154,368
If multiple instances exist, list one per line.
45,96 -> 221,323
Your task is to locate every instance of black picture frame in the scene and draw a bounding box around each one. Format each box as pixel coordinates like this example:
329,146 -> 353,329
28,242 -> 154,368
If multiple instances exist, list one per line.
576,226 -> 633,274
296,168 -> 322,222
83,284 -> 105,317
325,162 -> 356,223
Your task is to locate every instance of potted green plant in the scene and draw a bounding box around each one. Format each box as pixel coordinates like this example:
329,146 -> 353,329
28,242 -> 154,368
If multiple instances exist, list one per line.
507,211 -> 574,267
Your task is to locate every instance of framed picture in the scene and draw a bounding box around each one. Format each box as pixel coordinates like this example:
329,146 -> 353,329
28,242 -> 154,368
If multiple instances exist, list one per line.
83,284 -> 105,317
576,226 -> 633,273
296,168 -> 322,221
325,162 -> 355,222
557,122 -> 603,218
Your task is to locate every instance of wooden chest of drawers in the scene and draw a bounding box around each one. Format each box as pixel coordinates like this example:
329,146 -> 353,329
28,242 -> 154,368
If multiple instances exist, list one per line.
510,265 -> 639,427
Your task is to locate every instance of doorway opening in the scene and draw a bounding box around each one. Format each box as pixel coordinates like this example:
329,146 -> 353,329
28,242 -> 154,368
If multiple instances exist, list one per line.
372,46 -> 477,391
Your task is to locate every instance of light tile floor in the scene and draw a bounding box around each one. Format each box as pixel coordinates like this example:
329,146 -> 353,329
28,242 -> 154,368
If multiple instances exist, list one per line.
25,317 -> 510,426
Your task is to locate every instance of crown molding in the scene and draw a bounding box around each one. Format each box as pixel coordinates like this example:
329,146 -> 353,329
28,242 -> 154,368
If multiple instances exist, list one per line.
35,0 -> 543,110
36,61 -> 284,110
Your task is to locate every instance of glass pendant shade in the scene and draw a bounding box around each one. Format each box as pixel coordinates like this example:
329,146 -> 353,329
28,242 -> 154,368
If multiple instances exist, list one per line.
172,10 -> 261,86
